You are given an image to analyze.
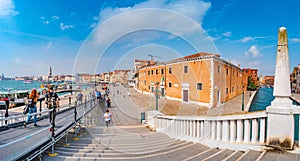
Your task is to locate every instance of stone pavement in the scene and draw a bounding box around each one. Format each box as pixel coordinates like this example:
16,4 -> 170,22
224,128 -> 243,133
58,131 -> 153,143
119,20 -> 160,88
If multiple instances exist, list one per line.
41,85 -> 300,161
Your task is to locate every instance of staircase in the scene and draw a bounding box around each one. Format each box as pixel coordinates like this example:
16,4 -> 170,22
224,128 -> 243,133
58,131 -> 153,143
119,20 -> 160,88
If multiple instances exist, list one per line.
39,93 -> 300,161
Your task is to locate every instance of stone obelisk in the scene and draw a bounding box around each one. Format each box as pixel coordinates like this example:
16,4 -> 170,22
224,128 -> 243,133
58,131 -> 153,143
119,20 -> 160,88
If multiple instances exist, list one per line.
267,27 -> 294,149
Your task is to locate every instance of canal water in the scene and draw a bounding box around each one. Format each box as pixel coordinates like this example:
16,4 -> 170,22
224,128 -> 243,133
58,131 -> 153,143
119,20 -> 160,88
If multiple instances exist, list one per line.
249,87 -> 300,141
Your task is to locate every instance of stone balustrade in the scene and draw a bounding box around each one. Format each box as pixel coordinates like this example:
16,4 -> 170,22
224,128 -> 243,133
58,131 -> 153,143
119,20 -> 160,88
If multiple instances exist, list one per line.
155,111 -> 267,151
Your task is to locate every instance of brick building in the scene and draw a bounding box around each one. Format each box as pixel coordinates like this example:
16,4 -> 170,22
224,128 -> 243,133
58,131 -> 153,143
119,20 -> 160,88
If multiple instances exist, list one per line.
136,53 -> 247,108
243,68 -> 259,86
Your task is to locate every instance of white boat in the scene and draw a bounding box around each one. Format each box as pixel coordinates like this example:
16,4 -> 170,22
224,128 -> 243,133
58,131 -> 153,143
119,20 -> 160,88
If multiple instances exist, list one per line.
24,80 -> 33,84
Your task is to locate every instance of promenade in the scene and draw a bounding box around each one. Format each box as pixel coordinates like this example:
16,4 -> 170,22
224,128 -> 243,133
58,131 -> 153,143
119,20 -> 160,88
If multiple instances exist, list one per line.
39,85 -> 300,161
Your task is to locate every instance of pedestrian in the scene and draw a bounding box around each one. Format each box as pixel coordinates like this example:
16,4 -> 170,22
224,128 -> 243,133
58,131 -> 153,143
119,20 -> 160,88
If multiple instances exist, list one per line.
24,88 -> 39,127
106,97 -> 111,108
103,109 -> 112,127
95,89 -> 101,102
45,86 -> 59,128
77,91 -> 83,105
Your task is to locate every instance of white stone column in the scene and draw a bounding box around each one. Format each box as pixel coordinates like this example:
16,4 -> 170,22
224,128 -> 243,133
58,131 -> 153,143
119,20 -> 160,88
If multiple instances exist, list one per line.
267,27 -> 294,150
197,121 -> 200,138
189,120 -> 193,136
236,120 -> 243,142
193,120 -> 196,137
222,120 -> 229,142
211,121 -> 216,140
251,118 -> 258,143
244,119 -> 251,143
216,121 -> 222,141
230,120 -> 236,142
201,121 -> 204,139
260,118 -> 266,143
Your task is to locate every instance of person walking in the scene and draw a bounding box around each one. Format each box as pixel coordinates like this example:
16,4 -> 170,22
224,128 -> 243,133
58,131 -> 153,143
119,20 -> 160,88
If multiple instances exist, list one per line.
77,91 -> 83,105
106,97 -> 111,108
45,86 -> 59,128
103,109 -> 112,127
24,89 -> 39,127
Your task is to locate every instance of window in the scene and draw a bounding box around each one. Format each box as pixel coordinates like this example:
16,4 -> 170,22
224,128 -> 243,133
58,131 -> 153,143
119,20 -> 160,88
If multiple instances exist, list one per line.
232,87 -> 234,92
218,65 -> 220,74
226,88 -> 228,94
168,82 -> 172,87
148,71 -> 150,75
161,69 -> 164,74
151,70 -> 153,75
233,71 -> 234,76
169,67 -> 172,74
184,65 -> 188,73
226,68 -> 228,75
156,69 -> 158,74
144,80 -> 146,85
197,83 -> 203,90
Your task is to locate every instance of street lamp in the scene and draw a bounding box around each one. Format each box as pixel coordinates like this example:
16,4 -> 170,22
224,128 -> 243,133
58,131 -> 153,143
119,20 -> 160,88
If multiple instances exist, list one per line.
242,86 -> 245,111
155,82 -> 160,111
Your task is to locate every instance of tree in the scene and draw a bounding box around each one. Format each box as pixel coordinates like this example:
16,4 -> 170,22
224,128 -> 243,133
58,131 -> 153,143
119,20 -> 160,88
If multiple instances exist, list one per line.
247,76 -> 257,91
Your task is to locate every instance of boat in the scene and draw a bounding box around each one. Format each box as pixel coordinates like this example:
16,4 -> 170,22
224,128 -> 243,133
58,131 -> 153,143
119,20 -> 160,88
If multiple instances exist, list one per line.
0,90 -> 30,108
23,80 -> 33,84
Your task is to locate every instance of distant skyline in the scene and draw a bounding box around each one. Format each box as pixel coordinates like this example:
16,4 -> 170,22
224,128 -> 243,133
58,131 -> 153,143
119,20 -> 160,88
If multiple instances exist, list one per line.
0,0 -> 299,77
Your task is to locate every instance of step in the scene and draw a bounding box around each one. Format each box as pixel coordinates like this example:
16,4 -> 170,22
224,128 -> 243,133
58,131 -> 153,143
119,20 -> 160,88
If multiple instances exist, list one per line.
222,151 -> 244,161
203,149 -> 235,161
236,150 -> 262,161
260,150 -> 300,161
185,148 -> 220,161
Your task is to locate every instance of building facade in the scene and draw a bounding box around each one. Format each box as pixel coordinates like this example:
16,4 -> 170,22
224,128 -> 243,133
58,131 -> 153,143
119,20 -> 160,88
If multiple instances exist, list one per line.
137,53 -> 247,108
291,64 -> 300,93
243,68 -> 259,86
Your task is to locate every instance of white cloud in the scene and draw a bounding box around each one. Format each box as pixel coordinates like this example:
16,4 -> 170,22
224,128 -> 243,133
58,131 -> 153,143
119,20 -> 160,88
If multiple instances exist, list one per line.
51,16 -> 59,20
43,41 -> 52,49
60,23 -> 74,30
222,31 -> 232,37
291,38 -> 300,43
92,0 -> 211,45
240,36 -> 253,43
0,0 -> 18,17
42,20 -> 49,24
245,45 -> 260,58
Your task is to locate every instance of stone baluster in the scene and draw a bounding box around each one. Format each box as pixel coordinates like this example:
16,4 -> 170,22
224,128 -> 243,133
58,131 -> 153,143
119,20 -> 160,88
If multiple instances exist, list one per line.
193,120 -> 196,137
236,119 -> 243,142
251,118 -> 258,143
222,120 -> 229,142
189,120 -> 193,136
244,119 -> 251,143
260,118 -> 266,143
211,121 -> 216,140
230,120 -> 236,142
201,121 -> 204,139
196,121 -> 200,138
216,121 -> 222,141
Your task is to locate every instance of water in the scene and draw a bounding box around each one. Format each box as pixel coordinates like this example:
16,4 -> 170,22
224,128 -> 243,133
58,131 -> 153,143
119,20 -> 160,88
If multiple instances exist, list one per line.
249,87 -> 275,112
249,87 -> 300,141
0,80 -> 41,92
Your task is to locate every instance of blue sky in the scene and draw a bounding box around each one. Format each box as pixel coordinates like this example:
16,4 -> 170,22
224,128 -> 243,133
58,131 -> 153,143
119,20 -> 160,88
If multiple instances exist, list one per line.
0,0 -> 299,77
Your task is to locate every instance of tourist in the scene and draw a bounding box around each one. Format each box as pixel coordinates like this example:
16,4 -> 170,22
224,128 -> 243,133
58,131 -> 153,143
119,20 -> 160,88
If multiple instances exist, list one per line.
45,86 -> 59,128
95,89 -> 101,102
103,109 -> 112,127
77,92 -> 83,105
24,89 -> 39,127
106,97 -> 111,108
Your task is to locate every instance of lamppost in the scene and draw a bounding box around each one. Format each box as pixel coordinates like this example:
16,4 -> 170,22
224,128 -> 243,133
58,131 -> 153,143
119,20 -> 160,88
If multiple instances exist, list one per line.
155,82 -> 159,111
242,86 -> 245,111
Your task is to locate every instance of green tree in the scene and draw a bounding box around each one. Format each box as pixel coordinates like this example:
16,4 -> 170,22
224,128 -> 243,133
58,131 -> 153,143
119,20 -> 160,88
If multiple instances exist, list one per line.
247,76 -> 257,91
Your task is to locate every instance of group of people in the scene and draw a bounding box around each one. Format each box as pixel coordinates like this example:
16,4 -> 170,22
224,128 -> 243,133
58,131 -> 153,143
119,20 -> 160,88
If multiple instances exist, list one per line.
24,86 -> 59,128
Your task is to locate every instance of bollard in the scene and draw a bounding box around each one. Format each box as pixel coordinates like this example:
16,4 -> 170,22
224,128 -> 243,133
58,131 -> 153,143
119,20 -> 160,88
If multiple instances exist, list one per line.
85,98 -> 87,108
69,97 -> 71,108
5,100 -> 9,125
74,104 -> 77,122
39,99 -> 42,116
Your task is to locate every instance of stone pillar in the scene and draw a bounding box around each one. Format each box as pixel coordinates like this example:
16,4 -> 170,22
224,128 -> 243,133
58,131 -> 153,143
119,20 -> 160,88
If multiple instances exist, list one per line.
216,121 -> 222,141
236,120 -> 243,142
230,120 -> 236,142
244,119 -> 251,143
251,119 -> 258,143
211,121 -> 216,140
222,120 -> 229,142
267,27 -> 294,150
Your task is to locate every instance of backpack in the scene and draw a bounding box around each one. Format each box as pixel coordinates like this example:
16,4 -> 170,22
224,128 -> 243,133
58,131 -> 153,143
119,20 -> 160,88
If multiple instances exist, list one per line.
27,98 -> 34,108
47,92 -> 57,109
